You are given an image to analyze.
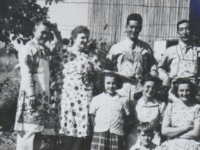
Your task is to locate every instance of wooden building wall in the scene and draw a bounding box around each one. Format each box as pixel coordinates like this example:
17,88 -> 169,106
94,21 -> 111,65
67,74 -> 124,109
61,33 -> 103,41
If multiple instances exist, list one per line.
87,0 -> 190,46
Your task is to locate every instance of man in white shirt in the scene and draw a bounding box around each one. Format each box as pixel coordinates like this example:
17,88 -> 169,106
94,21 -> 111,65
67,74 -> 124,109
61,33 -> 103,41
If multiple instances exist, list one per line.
106,13 -> 157,101
158,20 -> 200,87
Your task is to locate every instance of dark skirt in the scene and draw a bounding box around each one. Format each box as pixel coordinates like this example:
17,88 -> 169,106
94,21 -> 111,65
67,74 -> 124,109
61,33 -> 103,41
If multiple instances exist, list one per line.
91,131 -> 124,150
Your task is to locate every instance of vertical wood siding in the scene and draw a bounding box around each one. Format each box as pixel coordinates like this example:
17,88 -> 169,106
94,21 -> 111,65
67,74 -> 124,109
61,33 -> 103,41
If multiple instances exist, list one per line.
88,0 -> 190,46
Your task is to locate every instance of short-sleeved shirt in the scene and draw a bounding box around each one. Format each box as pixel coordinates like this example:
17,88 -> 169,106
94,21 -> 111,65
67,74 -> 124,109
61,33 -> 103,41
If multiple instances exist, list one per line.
135,97 -> 166,129
163,102 -> 200,127
158,40 -> 200,80
106,38 -> 156,75
89,92 -> 130,135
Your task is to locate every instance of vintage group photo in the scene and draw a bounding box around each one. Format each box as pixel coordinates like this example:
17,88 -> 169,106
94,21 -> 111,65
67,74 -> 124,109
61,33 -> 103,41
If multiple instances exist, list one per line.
0,0 -> 199,150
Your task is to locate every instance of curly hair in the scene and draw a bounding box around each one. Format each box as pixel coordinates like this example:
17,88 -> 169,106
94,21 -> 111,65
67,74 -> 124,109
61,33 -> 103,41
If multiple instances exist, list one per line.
140,74 -> 160,87
71,25 -> 90,40
172,78 -> 197,100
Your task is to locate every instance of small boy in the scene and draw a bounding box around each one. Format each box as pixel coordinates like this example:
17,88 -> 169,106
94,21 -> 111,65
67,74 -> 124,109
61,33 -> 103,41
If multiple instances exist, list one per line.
130,122 -> 160,150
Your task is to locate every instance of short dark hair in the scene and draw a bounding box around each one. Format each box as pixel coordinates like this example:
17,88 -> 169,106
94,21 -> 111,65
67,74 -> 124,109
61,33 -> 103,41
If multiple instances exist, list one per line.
177,20 -> 191,30
126,13 -> 143,26
71,25 -> 90,40
137,122 -> 154,134
96,72 -> 123,93
140,74 -> 160,87
172,78 -> 197,100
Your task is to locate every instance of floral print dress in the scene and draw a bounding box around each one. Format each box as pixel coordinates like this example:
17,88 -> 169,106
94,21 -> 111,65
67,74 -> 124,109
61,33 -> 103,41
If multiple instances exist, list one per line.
14,39 -> 62,135
161,102 -> 200,150
60,48 -> 102,137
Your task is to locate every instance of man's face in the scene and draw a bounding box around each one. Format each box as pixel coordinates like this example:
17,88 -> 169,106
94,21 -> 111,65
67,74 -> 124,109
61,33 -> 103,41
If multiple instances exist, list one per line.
177,22 -> 192,43
126,20 -> 142,41
33,24 -> 51,44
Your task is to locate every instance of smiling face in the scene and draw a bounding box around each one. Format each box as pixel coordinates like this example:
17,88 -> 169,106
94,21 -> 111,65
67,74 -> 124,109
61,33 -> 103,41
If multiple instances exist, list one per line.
104,76 -> 117,96
74,33 -> 89,50
177,22 -> 192,43
142,81 -> 156,99
138,131 -> 153,147
33,24 -> 51,44
177,83 -> 191,102
126,20 -> 142,41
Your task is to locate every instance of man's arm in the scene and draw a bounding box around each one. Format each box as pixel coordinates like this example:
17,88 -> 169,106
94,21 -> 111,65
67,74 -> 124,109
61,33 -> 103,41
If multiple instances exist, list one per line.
157,49 -> 172,86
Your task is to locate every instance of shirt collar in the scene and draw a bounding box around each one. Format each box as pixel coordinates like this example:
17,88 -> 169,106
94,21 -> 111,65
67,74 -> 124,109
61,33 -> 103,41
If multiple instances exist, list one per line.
102,92 -> 120,101
125,37 -> 139,48
178,40 -> 193,49
131,143 -> 153,150
137,97 -> 159,106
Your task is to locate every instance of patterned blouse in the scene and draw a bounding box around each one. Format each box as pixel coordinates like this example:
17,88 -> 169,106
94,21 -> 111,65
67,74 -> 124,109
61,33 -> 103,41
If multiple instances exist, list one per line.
161,102 -> 200,150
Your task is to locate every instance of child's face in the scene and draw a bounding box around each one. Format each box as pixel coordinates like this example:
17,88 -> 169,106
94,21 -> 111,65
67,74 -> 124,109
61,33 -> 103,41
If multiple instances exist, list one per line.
104,76 -> 117,95
33,24 -> 51,44
142,81 -> 156,99
138,131 -> 153,147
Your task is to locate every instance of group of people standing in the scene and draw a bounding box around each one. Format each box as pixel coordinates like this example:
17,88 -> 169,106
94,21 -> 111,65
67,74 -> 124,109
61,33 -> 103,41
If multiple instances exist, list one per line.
13,13 -> 200,150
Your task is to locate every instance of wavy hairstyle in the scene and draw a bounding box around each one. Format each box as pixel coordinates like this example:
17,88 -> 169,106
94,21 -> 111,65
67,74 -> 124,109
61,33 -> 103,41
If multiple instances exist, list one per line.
71,25 -> 90,40
172,78 -> 197,100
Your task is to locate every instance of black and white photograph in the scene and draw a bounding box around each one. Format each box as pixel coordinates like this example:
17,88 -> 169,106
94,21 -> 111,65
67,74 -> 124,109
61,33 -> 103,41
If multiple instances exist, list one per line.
0,0 -> 200,149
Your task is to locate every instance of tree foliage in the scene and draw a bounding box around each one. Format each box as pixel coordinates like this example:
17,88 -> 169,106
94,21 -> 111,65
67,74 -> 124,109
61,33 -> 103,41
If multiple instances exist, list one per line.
0,0 -> 61,44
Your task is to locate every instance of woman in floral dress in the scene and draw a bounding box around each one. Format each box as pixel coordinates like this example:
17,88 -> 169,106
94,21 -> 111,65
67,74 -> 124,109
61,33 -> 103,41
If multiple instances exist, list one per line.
161,78 -> 200,150
59,26 -> 102,150
14,20 -> 62,150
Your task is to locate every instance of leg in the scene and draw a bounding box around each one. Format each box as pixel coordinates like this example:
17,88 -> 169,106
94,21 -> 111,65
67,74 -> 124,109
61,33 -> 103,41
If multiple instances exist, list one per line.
61,136 -> 74,150
72,137 -> 84,150
16,131 -> 35,150
33,132 -> 43,150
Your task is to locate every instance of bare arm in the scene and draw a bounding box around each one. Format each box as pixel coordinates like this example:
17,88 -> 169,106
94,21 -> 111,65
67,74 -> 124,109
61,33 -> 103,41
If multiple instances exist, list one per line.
157,50 -> 171,86
180,107 -> 200,140
162,123 -> 193,138
89,114 -> 95,127
161,103 -> 194,138
179,120 -> 200,139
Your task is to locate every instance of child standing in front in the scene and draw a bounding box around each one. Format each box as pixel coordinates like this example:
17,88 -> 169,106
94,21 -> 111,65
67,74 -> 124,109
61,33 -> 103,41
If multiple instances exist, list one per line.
130,122 -> 160,150
89,72 -> 131,150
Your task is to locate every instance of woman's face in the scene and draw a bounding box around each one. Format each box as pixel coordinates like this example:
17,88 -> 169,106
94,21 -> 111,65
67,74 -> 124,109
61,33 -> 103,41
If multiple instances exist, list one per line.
177,83 -> 191,102
74,33 -> 89,50
142,81 -> 156,99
